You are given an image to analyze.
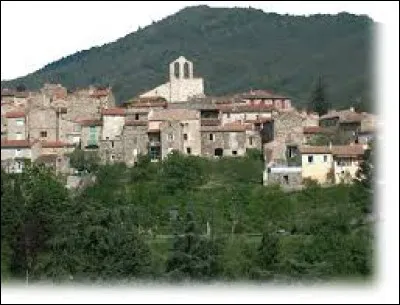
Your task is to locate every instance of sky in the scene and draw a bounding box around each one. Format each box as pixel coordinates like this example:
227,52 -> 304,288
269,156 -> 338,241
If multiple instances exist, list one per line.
0,1 -> 395,81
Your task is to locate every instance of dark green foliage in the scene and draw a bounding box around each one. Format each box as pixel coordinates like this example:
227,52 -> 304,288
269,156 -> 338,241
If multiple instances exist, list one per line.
1,7 -> 374,111
1,151 -> 374,283
257,232 -> 279,270
165,212 -> 220,281
68,147 -> 100,174
308,76 -> 330,116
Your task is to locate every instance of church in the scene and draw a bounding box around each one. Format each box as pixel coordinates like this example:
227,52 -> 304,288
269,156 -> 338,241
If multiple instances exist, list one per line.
139,56 -> 205,103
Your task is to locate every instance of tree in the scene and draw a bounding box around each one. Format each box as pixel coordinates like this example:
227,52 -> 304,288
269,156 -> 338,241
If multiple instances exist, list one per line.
308,76 -> 330,116
352,141 -> 375,213
68,147 -> 100,174
165,211 -> 220,281
1,165 -> 69,282
257,231 -> 279,270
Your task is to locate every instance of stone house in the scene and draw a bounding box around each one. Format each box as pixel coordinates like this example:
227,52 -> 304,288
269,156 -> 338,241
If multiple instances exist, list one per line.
1,139 -> 41,173
79,119 -> 103,150
299,145 -> 333,184
263,166 -> 303,189
200,122 -> 247,157
27,106 -> 58,142
238,89 -> 292,110
148,109 -> 201,159
139,56 -> 205,103
4,111 -> 27,140
299,144 -> 366,185
219,104 -> 274,125
332,144 -> 365,184
264,110 -> 304,164
121,120 -> 149,165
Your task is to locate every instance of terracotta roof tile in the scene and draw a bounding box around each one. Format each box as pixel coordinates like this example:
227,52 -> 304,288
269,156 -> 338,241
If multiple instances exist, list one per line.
299,145 -> 331,154
41,141 -> 74,148
331,144 -> 365,157
5,111 -> 25,118
1,139 -> 33,148
299,144 -> 365,156
79,119 -> 103,126
303,126 -> 332,134
219,104 -> 276,113
101,108 -> 126,116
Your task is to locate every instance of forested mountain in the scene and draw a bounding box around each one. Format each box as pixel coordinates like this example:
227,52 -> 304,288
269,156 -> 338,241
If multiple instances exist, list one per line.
1,6 -> 374,110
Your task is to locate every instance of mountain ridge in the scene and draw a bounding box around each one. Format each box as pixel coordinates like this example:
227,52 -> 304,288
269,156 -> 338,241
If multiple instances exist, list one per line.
1,5 -> 374,110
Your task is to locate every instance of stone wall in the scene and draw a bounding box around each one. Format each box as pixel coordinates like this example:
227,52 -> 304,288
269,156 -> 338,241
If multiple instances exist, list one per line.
200,130 -> 246,157
160,121 -> 184,159
266,168 -> 303,187
102,115 -> 125,140
121,124 -> 149,165
27,107 -> 57,141
6,117 -> 27,140
99,139 -> 124,164
264,111 -> 304,162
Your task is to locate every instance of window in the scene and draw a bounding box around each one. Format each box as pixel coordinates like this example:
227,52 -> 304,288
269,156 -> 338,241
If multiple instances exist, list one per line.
232,150 -> 237,155
15,132 -> 23,140
16,119 -> 24,126
40,131 -> 47,138
209,133 -> 214,141
323,155 -> 328,162
249,137 -> 253,146
111,154 -> 115,160
186,147 -> 191,154
135,113 -> 139,120
214,148 -> 223,157
308,155 -> 313,163
283,175 -> 289,184
183,133 -> 188,141
227,113 -> 231,119
168,134 -> 174,141
111,140 -> 114,148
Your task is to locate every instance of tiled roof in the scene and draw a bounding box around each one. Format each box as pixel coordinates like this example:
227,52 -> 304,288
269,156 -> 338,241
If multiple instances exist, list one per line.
41,141 -> 74,148
1,139 -> 33,148
219,104 -> 276,113
320,109 -> 363,123
303,126 -> 332,134
149,109 -> 199,121
101,108 -> 126,116
1,89 -> 15,97
299,145 -> 331,154
299,144 -> 365,156
201,122 -> 247,132
331,144 -> 365,157
5,111 -> 25,118
79,119 -> 103,126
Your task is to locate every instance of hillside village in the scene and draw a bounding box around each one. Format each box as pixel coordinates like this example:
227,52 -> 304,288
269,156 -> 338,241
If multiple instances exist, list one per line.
1,56 -> 376,189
